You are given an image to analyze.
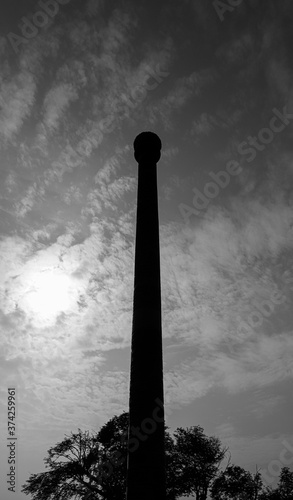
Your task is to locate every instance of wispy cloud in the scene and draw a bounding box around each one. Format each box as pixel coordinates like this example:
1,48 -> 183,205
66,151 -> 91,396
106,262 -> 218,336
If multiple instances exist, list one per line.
0,71 -> 36,142
43,83 -> 79,132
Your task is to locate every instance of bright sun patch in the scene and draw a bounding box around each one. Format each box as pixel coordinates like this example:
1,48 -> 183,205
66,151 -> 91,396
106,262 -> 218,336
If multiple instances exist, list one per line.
22,269 -> 73,324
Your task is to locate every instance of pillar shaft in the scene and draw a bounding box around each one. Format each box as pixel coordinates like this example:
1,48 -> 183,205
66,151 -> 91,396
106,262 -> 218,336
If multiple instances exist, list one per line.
126,133 -> 166,500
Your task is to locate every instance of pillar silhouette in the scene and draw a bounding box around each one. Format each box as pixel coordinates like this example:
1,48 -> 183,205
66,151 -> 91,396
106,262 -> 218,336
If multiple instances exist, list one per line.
126,132 -> 166,500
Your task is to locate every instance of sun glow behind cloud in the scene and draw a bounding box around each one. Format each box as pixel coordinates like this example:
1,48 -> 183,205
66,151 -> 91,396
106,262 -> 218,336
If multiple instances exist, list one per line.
19,268 -> 77,327
22,269 -> 71,315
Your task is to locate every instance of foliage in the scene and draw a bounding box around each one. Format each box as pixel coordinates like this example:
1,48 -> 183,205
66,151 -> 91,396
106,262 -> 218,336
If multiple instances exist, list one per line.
279,467 -> 293,499
210,464 -> 263,500
171,425 -> 228,500
259,468 -> 293,500
210,464 -> 293,500
21,428 -> 107,499
25,410 -> 288,500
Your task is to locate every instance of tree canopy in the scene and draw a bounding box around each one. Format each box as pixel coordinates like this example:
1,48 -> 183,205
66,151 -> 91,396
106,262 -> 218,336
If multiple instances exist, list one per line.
21,411 -> 293,500
210,464 -> 263,500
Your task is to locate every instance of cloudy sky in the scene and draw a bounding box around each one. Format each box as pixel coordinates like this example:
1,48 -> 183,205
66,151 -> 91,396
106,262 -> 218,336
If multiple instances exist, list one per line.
0,0 -> 293,498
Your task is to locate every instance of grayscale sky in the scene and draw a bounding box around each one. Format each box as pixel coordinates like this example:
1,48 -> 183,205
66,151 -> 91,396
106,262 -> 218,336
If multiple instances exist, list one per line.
0,0 -> 293,499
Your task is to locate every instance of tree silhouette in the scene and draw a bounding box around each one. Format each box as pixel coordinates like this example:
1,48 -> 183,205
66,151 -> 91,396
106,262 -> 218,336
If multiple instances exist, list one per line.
279,467 -> 293,499
171,425 -> 228,500
259,467 -> 293,500
22,412 -> 228,500
211,464 -> 263,500
21,428 -> 106,499
210,464 -> 293,500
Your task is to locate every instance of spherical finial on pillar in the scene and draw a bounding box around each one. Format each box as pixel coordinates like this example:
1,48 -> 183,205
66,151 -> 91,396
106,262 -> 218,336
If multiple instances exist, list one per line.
133,131 -> 162,164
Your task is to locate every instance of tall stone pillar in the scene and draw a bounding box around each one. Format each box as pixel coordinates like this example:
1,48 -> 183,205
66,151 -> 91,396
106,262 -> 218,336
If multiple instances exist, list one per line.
126,131 -> 166,500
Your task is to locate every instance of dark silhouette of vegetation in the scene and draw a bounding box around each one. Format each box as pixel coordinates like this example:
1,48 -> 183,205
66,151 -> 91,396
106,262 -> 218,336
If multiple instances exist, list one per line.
21,411 -> 293,500
258,468 -> 293,500
210,464 -> 293,500
211,464 -> 263,499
